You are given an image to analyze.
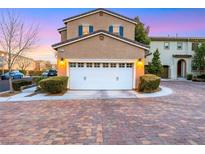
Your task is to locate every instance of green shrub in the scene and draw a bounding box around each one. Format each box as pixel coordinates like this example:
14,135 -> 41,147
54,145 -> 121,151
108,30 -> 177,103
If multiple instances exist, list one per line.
29,70 -> 43,76
19,70 -> 26,75
39,76 -> 68,94
187,74 -> 193,80
32,76 -> 47,86
197,74 -> 205,79
192,76 -> 197,81
12,80 -> 32,91
192,75 -> 205,82
138,74 -> 160,93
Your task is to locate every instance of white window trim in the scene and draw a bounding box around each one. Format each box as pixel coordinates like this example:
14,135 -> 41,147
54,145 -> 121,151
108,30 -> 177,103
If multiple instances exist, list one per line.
82,24 -> 90,35
164,42 -> 170,49
177,42 -> 183,50
112,24 -> 121,34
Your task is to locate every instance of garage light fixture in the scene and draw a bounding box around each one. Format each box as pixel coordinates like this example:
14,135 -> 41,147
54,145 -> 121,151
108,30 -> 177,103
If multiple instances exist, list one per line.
60,58 -> 65,65
137,58 -> 143,66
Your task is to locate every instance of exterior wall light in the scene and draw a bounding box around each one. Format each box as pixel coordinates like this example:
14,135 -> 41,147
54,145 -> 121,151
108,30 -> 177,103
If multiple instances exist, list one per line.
60,58 -> 64,65
137,58 -> 143,67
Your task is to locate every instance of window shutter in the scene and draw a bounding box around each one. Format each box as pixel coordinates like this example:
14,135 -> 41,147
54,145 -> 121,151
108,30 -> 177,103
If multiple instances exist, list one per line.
89,26 -> 94,33
119,26 -> 124,37
78,25 -> 83,36
109,25 -> 113,33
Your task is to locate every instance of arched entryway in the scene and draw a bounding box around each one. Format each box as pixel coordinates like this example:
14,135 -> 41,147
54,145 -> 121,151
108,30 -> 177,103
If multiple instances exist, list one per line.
177,59 -> 186,78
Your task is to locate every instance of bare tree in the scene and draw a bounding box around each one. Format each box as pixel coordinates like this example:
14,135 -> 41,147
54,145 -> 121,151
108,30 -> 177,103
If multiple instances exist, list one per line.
16,57 -> 32,73
0,9 -> 39,92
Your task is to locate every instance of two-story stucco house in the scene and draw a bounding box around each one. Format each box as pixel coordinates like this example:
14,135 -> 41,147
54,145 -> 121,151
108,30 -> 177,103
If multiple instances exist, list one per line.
146,37 -> 205,79
52,8 -> 149,90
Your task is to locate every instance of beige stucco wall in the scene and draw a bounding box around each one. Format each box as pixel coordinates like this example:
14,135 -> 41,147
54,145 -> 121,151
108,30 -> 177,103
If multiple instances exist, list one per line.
60,30 -> 67,42
66,12 -> 136,41
56,34 -> 145,89
57,34 -> 144,59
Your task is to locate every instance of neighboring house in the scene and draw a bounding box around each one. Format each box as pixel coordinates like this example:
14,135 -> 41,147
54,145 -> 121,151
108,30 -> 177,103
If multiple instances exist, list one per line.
52,8 -> 149,90
0,51 -> 5,68
35,60 -> 53,71
147,37 -> 205,79
0,50 -> 36,74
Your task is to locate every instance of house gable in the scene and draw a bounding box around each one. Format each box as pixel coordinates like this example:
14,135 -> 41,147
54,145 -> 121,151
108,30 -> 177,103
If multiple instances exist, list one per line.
56,32 -> 145,60
63,9 -> 137,40
52,30 -> 149,50
63,8 -> 137,25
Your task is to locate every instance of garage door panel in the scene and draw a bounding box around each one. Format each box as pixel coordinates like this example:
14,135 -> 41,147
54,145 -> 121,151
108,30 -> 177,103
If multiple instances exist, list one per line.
69,63 -> 133,90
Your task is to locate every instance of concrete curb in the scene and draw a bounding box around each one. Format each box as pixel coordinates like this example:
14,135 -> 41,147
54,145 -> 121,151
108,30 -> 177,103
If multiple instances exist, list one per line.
0,86 -> 173,102
0,90 -> 10,95
161,79 -> 191,82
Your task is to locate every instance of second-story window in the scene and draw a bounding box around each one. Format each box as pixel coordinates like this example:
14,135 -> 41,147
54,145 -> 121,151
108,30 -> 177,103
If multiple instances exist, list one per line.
164,42 -> 170,49
113,25 -> 119,34
109,25 -> 124,37
78,25 -> 94,36
83,25 -> 89,35
177,42 -> 183,50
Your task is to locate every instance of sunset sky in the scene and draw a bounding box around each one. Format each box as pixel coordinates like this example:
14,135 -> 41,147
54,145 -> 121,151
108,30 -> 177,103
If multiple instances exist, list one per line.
1,8 -> 205,64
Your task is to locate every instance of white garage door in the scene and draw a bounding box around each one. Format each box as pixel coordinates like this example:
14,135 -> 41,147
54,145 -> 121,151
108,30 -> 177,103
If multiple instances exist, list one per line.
69,62 -> 133,90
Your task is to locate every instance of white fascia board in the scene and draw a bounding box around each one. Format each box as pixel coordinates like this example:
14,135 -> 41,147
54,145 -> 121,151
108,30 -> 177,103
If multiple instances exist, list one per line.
67,59 -> 137,63
58,27 -> 67,32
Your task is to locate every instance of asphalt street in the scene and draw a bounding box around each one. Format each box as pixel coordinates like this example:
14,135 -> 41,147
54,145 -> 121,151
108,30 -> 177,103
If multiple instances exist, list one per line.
0,77 -> 32,92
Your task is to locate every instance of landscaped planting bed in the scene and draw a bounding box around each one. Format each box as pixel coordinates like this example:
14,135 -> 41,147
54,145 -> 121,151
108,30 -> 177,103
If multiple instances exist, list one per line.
192,74 -> 205,82
12,80 -> 33,91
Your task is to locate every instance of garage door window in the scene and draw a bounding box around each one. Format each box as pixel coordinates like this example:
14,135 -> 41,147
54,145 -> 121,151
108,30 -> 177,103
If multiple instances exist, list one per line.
86,63 -> 93,68
103,63 -> 109,68
78,63 -> 84,67
70,63 -> 76,67
94,63 -> 100,67
110,63 -> 117,68
126,63 -> 133,68
119,63 -> 125,68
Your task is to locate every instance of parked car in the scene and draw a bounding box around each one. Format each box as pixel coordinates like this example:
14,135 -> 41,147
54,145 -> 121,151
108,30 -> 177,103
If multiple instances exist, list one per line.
41,70 -> 49,77
1,71 -> 24,80
41,69 -> 57,77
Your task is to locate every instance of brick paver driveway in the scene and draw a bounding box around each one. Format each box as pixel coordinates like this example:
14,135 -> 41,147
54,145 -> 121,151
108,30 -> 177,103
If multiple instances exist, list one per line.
0,81 -> 205,144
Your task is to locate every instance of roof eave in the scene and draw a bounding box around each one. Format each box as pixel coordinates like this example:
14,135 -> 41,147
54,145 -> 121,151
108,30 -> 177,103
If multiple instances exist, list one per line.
63,9 -> 138,25
150,37 -> 205,42
52,31 -> 149,50
57,27 -> 67,33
